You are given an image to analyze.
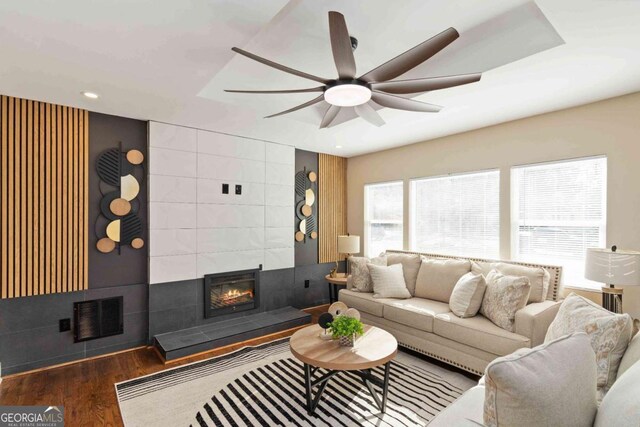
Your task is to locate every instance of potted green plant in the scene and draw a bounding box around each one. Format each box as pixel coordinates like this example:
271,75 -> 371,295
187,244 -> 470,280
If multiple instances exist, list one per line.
328,315 -> 364,347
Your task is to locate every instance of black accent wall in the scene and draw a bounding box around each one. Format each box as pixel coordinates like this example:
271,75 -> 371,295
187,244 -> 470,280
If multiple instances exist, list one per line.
294,149 -> 319,266
0,112 -> 148,376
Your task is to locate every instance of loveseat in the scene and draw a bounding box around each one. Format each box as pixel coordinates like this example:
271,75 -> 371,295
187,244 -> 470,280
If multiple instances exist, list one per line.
338,250 -> 563,375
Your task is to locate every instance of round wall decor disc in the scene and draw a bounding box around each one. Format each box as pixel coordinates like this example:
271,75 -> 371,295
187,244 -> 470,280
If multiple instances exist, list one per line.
305,188 -> 315,206
299,219 -> 306,234
126,149 -> 144,165
301,204 -> 312,217
310,231 -> 318,239
131,237 -> 145,249
110,198 -> 131,216
96,237 -> 116,253
106,220 -> 121,242
120,174 -> 140,201
295,231 -> 305,242
308,171 -> 317,182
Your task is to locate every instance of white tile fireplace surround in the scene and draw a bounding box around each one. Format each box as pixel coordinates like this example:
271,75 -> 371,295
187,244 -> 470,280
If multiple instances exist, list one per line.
148,122 -> 294,284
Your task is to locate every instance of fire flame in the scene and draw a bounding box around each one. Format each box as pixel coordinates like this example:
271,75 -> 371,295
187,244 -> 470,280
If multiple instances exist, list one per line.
221,289 -> 254,302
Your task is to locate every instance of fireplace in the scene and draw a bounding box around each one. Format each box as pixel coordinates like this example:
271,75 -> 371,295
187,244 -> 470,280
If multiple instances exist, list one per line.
204,267 -> 260,318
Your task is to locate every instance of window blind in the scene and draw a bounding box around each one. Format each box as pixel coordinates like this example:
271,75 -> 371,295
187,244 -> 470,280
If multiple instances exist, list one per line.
410,170 -> 500,258
364,181 -> 403,257
511,156 -> 607,288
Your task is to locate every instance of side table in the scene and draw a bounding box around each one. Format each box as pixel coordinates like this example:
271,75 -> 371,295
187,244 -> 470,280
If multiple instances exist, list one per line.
325,273 -> 348,303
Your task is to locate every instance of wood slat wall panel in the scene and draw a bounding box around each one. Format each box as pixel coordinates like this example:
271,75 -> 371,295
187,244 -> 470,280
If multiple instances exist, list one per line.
318,153 -> 348,263
0,95 -> 88,298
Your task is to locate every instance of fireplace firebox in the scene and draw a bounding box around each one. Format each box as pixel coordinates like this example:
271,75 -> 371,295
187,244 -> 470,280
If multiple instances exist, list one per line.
204,267 -> 260,318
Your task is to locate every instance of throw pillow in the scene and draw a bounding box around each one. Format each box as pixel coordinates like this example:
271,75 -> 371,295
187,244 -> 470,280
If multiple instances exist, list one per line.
492,262 -> 550,303
385,252 -> 422,296
347,255 -> 387,292
617,331 -> 640,380
368,263 -> 411,299
595,356 -> 640,427
449,272 -> 487,318
484,332 -> 597,427
414,258 -> 471,303
480,270 -> 531,332
545,293 -> 633,399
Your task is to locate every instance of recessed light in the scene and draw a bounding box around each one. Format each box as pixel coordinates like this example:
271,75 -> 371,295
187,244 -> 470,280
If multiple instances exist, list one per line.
82,91 -> 99,99
335,145 -> 343,149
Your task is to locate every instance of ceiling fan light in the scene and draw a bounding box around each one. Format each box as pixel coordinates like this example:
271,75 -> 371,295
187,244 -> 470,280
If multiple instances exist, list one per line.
324,84 -> 371,107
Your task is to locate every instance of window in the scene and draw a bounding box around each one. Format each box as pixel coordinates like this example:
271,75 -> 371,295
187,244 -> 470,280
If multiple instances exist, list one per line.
511,156 -> 606,288
410,170 -> 500,258
364,181 -> 403,257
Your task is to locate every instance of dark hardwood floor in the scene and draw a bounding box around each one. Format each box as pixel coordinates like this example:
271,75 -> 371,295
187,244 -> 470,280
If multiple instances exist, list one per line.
0,305 -> 328,427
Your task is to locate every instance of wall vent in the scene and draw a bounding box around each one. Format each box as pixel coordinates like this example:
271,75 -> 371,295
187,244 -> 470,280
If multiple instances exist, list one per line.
73,296 -> 123,342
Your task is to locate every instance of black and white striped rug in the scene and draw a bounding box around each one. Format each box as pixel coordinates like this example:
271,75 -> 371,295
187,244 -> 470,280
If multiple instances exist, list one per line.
116,338 -> 475,426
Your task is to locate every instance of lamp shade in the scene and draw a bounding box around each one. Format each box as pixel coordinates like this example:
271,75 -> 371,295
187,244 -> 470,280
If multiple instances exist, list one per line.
337,235 -> 360,254
585,248 -> 640,286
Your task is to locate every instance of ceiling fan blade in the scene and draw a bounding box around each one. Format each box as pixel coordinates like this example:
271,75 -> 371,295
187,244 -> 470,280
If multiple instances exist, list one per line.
328,11 -> 356,79
354,103 -> 385,127
371,91 -> 442,113
371,73 -> 481,94
232,47 -> 329,84
265,95 -> 325,118
359,27 -> 459,83
320,105 -> 341,129
225,87 -> 325,94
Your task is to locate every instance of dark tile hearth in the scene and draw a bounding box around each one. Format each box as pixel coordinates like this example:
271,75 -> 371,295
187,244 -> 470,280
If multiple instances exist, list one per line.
153,306 -> 311,361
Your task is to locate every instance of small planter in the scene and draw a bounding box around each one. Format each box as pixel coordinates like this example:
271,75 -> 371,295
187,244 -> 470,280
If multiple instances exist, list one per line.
339,333 -> 357,347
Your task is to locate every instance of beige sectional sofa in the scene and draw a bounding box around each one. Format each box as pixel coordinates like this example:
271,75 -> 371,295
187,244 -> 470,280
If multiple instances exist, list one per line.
338,250 -> 563,375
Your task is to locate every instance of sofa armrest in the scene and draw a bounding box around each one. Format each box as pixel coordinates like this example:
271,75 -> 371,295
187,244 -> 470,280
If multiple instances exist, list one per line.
515,300 -> 562,347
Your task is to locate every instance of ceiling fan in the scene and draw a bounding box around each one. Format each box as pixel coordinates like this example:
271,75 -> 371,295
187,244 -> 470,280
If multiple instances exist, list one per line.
225,11 -> 481,128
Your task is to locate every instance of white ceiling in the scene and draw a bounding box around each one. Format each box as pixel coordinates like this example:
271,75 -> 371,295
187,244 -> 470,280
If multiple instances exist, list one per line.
1,0 -> 639,157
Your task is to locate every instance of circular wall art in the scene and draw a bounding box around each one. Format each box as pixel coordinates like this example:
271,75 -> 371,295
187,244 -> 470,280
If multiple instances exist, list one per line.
95,142 -> 145,254
294,167 -> 317,244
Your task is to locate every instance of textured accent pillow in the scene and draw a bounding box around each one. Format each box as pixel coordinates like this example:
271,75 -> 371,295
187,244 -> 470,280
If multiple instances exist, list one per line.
545,293 -> 633,399
414,258 -> 471,303
385,253 -> 422,296
480,270 -> 531,332
493,262 -> 550,303
449,272 -> 487,318
368,263 -> 411,299
347,255 -> 387,292
484,333 -> 597,427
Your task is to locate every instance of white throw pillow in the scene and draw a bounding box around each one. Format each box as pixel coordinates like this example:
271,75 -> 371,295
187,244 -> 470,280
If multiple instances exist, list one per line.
414,258 -> 471,303
449,272 -> 487,318
484,332 -> 597,427
384,252 -> 422,295
480,270 -> 531,332
492,262 -> 550,303
595,356 -> 640,427
347,255 -> 387,292
368,263 -> 411,299
545,293 -> 633,399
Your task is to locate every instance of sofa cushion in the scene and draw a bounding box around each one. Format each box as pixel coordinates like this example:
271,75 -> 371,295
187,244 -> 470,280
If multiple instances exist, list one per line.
449,272 -> 486,318
480,270 -> 531,332
483,333 -> 597,427
433,313 -> 530,356
493,262 -> 550,303
383,298 -> 451,333
385,252 -> 422,295
545,293 -> 633,399
338,290 -> 394,317
617,331 -> 640,380
428,385 -> 485,427
369,263 -> 411,299
414,258 -> 471,303
595,355 -> 640,427
347,255 -> 386,292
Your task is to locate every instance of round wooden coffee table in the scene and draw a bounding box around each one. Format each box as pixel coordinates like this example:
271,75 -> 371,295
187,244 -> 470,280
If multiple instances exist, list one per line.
290,324 -> 398,415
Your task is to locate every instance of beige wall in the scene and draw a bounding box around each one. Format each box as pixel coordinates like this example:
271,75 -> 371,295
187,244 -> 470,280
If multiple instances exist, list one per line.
347,92 -> 640,318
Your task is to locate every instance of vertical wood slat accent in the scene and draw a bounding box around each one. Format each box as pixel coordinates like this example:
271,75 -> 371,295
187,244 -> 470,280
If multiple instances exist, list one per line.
318,153 -> 348,263
0,95 -> 88,299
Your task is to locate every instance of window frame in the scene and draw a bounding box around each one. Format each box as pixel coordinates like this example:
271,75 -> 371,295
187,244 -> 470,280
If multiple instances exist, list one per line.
510,155 -> 607,290
364,180 -> 404,258
408,168 -> 501,258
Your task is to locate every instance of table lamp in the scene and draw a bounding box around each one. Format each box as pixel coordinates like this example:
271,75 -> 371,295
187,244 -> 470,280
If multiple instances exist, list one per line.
337,234 -> 360,275
585,246 -> 640,313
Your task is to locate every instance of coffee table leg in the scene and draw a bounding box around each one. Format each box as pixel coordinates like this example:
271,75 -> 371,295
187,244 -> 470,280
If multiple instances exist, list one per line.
381,361 -> 391,413
304,363 -> 312,414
